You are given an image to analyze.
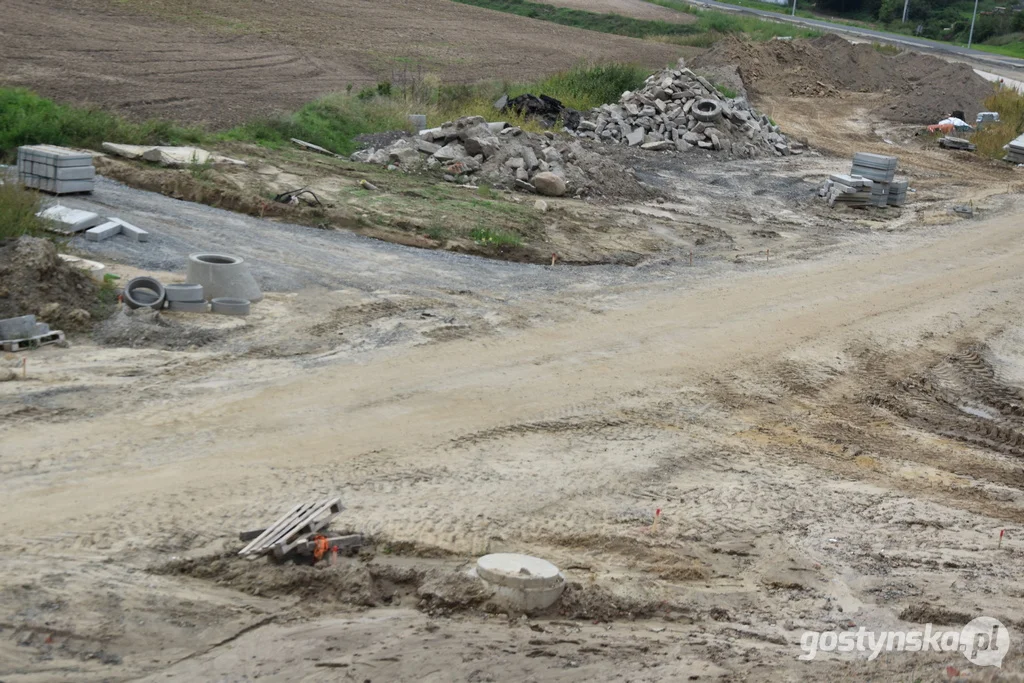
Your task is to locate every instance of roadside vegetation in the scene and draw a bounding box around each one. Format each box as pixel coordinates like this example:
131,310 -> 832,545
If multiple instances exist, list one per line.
0,180 -> 48,241
972,86 -> 1024,158
0,63 -> 651,160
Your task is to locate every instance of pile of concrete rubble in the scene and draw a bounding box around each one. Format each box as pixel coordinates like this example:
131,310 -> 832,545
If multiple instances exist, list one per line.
349,62 -> 798,196
572,62 -> 796,158
351,116 -> 599,197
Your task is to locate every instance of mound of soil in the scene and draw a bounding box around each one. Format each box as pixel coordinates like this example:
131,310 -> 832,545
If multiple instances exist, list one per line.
0,237 -> 99,332
694,34 -> 995,124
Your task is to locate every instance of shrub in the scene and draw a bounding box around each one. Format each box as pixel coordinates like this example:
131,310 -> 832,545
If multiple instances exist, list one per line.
0,180 -> 47,240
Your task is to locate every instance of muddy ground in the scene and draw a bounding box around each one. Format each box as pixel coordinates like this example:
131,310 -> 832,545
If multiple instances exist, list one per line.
3,80 -> 1024,682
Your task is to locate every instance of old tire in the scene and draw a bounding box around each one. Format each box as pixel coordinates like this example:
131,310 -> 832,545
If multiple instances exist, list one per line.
165,283 -> 205,302
692,98 -> 723,123
123,276 -> 165,310
211,298 -> 251,316
167,300 -> 210,313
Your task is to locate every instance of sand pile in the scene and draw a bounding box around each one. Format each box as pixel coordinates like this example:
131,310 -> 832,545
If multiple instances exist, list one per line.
694,34 -> 995,124
0,237 -> 98,331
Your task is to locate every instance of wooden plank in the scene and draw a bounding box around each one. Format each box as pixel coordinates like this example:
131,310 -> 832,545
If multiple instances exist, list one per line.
271,498 -> 343,559
238,501 -> 311,556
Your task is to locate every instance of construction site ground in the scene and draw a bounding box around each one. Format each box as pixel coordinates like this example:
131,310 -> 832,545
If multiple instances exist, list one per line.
4,78 -> 1024,682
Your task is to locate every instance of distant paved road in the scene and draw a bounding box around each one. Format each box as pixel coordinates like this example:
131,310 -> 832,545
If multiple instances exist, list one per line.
683,0 -> 1024,70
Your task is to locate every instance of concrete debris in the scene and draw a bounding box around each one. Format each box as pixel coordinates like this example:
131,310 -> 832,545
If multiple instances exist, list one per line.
37,206 -> 103,233
101,142 -> 246,167
17,145 -> 95,195
820,153 -> 906,208
570,60 -> 793,158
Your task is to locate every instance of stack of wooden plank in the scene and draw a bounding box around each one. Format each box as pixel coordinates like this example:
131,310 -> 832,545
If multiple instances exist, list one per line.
17,145 -> 95,195
238,497 -> 363,560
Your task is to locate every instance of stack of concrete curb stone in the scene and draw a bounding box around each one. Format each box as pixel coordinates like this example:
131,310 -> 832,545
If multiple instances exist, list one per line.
0,315 -> 64,352
1004,133 -> 1024,164
820,153 -> 906,209
573,61 -> 795,158
17,145 -> 95,195
820,174 -> 873,207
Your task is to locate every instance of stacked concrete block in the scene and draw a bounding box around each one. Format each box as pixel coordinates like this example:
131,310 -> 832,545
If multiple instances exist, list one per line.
851,153 -> 897,183
17,145 -> 95,194
1004,133 -> 1024,165
888,179 -> 909,207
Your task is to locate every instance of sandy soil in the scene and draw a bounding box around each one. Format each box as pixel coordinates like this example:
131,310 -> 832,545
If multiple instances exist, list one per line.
532,0 -> 698,22
0,0 -> 687,126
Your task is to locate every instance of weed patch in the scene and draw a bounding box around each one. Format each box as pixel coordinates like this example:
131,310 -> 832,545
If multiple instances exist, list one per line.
972,86 -> 1024,159
0,181 -> 47,240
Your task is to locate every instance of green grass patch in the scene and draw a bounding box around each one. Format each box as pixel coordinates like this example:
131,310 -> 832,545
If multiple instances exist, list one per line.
646,0 -> 820,40
0,180 -> 48,240
469,227 -> 523,246
0,88 -> 202,162
972,41 -> 1024,59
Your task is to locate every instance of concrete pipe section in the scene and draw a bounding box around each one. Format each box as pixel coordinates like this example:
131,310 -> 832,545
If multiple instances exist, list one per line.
210,298 -> 251,316
474,553 -> 566,612
167,300 -> 210,313
164,283 -> 205,302
123,276 -> 166,310
186,253 -> 262,303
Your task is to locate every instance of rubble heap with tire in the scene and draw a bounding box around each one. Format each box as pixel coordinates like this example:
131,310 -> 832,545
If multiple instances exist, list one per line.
572,60 -> 798,158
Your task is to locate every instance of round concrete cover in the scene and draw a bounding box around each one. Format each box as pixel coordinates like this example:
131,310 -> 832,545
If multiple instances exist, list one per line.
476,553 -> 564,589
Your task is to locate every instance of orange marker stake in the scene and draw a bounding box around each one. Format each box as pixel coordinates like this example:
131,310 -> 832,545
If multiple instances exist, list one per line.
651,508 -> 662,534
999,529 -> 1005,549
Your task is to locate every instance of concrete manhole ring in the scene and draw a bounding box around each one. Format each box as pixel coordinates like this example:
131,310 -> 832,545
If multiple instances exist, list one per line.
186,253 -> 263,303
474,553 -> 566,612
123,276 -> 166,310
164,283 -> 205,302
692,98 -> 723,123
210,297 -> 251,316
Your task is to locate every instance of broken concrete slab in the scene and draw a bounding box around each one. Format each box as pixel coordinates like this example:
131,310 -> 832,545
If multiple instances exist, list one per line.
38,206 -> 103,233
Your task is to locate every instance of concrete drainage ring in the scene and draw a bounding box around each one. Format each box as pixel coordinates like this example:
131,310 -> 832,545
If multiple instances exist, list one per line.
692,99 -> 723,123
211,298 -> 251,316
123,276 -> 166,310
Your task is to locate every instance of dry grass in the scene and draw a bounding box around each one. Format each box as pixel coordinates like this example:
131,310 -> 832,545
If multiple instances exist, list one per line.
972,86 -> 1024,159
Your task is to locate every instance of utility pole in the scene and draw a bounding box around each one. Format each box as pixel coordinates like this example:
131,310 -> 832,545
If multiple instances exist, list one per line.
901,0 -> 909,22
792,0 -> 797,16
967,0 -> 980,47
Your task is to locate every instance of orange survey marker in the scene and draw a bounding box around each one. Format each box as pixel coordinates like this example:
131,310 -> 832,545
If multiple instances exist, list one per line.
312,535 -> 330,562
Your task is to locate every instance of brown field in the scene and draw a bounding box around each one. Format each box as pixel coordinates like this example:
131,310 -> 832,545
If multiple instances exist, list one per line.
0,0 -> 686,127
533,0 -> 699,22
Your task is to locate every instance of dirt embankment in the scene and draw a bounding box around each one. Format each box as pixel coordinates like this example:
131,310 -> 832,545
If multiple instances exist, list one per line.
0,237 -> 102,332
694,34 -> 997,124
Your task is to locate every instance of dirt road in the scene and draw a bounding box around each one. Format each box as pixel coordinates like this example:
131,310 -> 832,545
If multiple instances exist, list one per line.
4,193 -> 1024,679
